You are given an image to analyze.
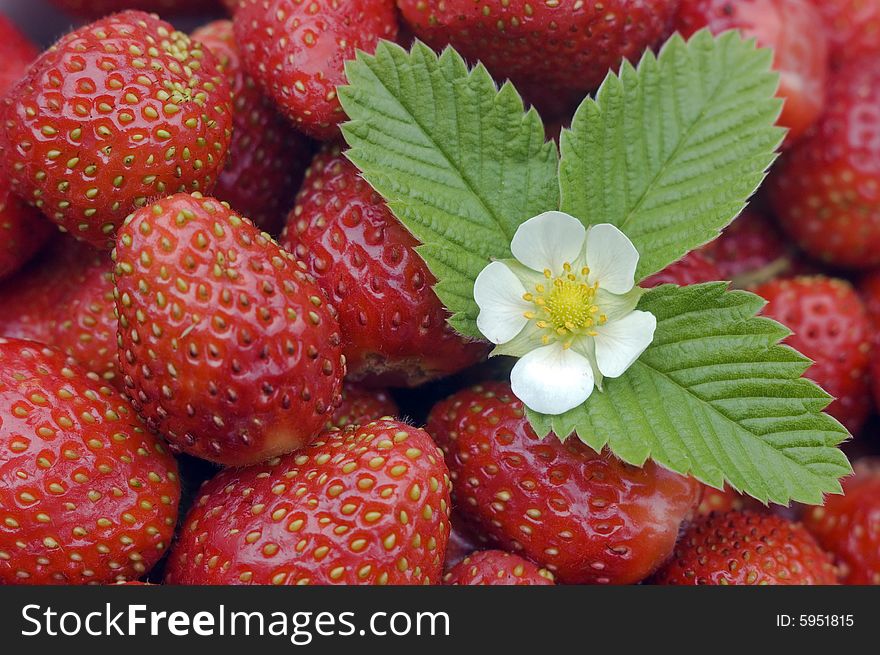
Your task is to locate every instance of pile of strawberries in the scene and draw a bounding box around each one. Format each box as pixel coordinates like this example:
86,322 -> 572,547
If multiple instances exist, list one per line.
0,0 -> 878,587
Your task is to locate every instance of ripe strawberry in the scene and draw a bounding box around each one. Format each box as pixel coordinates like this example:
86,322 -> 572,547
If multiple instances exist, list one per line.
0,339 -> 180,585
641,250 -> 722,288
0,237 -> 88,343
0,14 -> 38,96
768,63 -> 880,268
807,0 -> 880,67
675,0 -> 828,142
426,382 -> 700,584
280,146 -> 486,387
0,180 -> 54,281
444,550 -> 554,586
696,484 -> 764,517
700,209 -> 807,288
192,20 -> 311,234
48,0 -> 223,18
754,276 -> 872,434
803,459 -> 880,585
397,0 -> 678,109
233,0 -> 398,140
113,193 -> 345,466
0,238 -> 121,386
329,383 -> 398,429
165,419 -> 450,585
0,11 -> 233,250
653,511 -> 838,585
0,18 -> 51,280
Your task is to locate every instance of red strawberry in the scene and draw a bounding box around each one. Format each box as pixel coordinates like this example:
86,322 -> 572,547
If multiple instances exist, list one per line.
808,0 -> 880,67
426,382 -> 701,584
675,0 -> 828,142
233,0 -> 398,140
165,419 -> 450,585
0,237 -> 99,343
443,550 -> 554,586
653,511 -> 838,585
803,459 -> 880,585
50,257 -> 120,387
113,192 -> 345,466
768,62 -> 880,268
0,14 -> 38,96
397,0 -> 678,109
696,483 -> 764,517
0,11 -> 233,250
0,18 -> 51,279
48,0 -> 223,18
0,238 -> 121,386
754,276 -> 872,434
642,250 -> 722,288
0,180 -> 54,281
280,146 -> 487,387
192,20 -> 311,234
329,383 -> 398,429
700,209 -> 808,288
0,338 -> 180,585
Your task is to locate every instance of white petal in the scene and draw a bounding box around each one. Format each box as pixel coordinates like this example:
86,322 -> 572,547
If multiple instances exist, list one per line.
593,310 -> 657,378
474,261 -> 531,344
510,211 -> 586,273
510,342 -> 595,415
585,223 -> 639,294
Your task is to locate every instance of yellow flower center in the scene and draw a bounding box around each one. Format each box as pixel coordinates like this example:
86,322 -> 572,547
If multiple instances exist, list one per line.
523,262 -> 607,348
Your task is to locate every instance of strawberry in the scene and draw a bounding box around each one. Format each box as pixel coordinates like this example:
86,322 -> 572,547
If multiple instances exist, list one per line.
768,62 -> 880,268
397,0 -> 678,110
0,17 -> 51,280
426,382 -> 701,584
233,0 -> 398,140
279,146 -> 487,387
0,237 -> 89,344
48,0 -> 224,18
807,0 -> 880,67
803,459 -> 880,585
0,14 -> 38,96
641,250 -> 722,288
0,338 -> 180,585
653,511 -> 839,585
675,0 -> 828,142
0,180 -> 54,281
113,192 -> 345,466
700,209 -> 807,288
165,419 -> 450,585
754,276 -> 872,434
443,550 -> 554,586
696,484 -> 764,517
329,383 -> 398,429
0,11 -> 234,250
0,238 -> 121,386
192,20 -> 311,234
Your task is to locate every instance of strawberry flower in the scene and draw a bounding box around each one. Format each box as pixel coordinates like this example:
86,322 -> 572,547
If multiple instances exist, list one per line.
474,211 -> 657,415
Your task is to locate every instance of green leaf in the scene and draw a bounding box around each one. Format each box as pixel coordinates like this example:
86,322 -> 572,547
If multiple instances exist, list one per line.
338,41 -> 559,338
527,283 -> 851,505
559,30 -> 785,281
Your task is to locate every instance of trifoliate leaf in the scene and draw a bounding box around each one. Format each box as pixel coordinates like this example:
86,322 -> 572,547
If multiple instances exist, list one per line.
527,283 -> 852,505
559,30 -> 785,281
338,41 -> 559,338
